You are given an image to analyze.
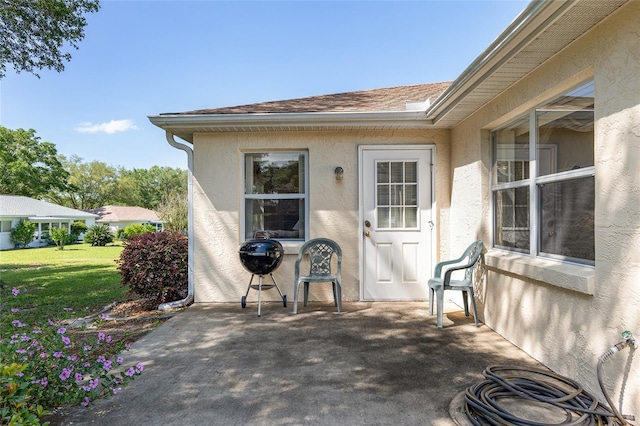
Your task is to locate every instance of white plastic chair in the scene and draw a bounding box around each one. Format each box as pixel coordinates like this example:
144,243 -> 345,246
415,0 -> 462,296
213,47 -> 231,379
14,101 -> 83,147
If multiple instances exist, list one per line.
428,241 -> 483,328
293,238 -> 342,314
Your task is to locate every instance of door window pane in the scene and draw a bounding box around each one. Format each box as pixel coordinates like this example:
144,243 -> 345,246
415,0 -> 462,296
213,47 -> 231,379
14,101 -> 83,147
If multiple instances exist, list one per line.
376,160 -> 419,229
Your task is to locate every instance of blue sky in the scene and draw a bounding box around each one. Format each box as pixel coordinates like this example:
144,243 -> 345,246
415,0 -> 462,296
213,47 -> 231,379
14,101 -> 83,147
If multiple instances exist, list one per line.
0,0 -> 528,170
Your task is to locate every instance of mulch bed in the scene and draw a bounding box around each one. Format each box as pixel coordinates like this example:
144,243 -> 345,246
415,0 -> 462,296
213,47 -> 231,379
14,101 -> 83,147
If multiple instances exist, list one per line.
65,297 -> 184,357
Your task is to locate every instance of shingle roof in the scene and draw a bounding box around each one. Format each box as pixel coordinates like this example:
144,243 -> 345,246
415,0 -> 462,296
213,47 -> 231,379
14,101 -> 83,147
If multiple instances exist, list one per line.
168,82 -> 452,115
88,206 -> 160,223
0,195 -> 98,219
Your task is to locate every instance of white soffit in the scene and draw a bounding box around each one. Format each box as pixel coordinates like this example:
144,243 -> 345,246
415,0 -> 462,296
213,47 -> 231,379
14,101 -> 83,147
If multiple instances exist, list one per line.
425,0 -> 629,127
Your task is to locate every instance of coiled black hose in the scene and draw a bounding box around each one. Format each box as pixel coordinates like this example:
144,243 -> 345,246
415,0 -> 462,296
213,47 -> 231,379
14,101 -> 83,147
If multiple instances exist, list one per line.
464,365 -> 627,425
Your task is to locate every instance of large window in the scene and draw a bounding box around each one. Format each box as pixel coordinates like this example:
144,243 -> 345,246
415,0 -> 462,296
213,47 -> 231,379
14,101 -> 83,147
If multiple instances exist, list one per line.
243,151 -> 308,241
491,81 -> 595,264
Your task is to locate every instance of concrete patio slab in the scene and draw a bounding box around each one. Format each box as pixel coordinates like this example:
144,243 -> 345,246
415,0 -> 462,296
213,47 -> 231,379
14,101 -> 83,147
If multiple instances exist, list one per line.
46,302 -> 543,425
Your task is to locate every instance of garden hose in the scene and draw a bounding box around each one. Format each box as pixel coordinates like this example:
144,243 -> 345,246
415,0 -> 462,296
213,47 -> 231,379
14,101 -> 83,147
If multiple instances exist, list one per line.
464,332 -> 637,426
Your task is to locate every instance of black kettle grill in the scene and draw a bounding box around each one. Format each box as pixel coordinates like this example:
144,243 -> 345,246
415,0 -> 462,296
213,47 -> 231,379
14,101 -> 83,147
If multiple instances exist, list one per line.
238,239 -> 287,316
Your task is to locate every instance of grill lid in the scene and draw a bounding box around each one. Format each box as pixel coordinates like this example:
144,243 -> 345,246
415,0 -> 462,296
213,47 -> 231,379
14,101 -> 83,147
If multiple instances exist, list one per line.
238,239 -> 284,275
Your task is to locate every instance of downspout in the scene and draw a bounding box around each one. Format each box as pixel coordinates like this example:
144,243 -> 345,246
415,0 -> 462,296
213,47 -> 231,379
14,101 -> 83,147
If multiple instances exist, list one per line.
158,131 -> 195,310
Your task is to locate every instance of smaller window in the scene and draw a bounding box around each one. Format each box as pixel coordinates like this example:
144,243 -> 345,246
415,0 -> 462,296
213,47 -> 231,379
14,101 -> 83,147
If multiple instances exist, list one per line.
0,221 -> 12,232
243,152 -> 308,241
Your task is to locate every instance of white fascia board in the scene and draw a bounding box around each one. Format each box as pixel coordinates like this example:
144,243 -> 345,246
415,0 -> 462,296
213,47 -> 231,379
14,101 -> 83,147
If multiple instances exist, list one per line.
148,110 -> 436,141
425,0 -> 573,123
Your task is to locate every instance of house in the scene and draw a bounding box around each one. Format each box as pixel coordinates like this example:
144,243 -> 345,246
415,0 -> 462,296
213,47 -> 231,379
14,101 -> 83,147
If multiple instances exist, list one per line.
0,194 -> 98,250
87,205 -> 163,234
149,0 -> 639,416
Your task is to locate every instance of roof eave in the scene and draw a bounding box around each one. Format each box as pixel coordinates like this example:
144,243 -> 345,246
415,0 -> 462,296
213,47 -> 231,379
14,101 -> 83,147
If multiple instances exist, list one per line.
425,0 -> 627,125
425,0 -> 572,123
148,110 -> 436,143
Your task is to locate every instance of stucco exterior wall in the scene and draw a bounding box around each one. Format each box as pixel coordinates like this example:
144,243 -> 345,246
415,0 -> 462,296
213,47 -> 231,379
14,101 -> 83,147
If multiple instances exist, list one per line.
449,2 -> 639,415
192,128 -> 450,304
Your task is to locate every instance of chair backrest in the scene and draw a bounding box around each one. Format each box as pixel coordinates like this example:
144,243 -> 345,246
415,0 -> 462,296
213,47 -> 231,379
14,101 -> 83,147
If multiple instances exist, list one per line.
296,238 -> 342,277
462,240 -> 483,281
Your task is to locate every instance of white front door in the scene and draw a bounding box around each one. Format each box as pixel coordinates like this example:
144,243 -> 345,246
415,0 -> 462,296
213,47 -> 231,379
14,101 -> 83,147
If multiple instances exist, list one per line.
360,145 -> 434,300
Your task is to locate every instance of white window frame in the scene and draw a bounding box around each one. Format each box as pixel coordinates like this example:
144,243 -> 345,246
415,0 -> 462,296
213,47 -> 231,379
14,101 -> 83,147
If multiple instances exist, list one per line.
241,150 -> 309,245
490,80 -> 595,266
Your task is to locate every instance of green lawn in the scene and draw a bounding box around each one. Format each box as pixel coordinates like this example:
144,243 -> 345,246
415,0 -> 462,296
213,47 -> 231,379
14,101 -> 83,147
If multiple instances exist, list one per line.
0,243 -> 127,325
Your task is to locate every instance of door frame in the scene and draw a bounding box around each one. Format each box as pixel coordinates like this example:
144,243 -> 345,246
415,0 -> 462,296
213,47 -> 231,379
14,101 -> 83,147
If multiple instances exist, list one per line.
358,144 -> 437,301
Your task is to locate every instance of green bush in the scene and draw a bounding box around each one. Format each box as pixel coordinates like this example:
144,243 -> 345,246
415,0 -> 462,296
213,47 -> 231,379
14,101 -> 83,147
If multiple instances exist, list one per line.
10,220 -> 36,248
83,224 -> 114,247
122,224 -> 156,240
49,226 -> 69,250
0,362 -> 49,425
117,231 -> 188,304
70,221 -> 89,243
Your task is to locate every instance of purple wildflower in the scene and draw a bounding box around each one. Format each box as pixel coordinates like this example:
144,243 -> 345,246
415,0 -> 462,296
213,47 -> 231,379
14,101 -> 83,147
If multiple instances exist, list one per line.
125,367 -> 136,377
75,373 -> 83,381
11,308 -> 19,313
57,327 -> 67,334
135,363 -> 144,373
59,368 -> 72,381
81,397 -> 90,407
12,287 -> 20,296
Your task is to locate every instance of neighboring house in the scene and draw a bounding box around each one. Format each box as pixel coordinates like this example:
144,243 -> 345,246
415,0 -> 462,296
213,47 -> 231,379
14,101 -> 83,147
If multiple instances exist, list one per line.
149,0 -> 639,416
0,194 -> 98,250
88,205 -> 163,234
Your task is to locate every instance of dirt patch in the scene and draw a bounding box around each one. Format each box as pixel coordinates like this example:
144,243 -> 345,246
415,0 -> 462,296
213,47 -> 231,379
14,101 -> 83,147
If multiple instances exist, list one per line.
66,297 -> 185,357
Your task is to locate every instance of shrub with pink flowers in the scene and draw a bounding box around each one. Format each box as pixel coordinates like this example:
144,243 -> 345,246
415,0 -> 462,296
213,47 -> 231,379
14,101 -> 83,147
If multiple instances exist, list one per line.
1,287 -> 144,424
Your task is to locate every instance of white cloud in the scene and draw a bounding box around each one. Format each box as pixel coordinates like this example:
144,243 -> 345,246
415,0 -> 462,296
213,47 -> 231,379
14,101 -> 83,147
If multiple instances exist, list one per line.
75,119 -> 139,134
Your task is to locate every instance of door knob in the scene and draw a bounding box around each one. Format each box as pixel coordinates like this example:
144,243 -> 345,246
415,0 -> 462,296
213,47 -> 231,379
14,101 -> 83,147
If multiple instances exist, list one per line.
364,231 -> 371,237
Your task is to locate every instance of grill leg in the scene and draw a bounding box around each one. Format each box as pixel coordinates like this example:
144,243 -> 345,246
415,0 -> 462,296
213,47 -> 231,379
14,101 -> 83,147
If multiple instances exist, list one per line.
269,273 -> 285,298
244,275 -> 255,298
257,275 -> 263,317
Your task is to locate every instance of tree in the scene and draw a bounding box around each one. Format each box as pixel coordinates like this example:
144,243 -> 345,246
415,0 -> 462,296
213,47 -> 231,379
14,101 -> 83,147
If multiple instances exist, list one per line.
10,220 -> 36,248
0,0 -> 100,78
157,189 -> 188,233
116,167 -> 187,210
0,126 -> 70,198
51,155 -> 118,209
